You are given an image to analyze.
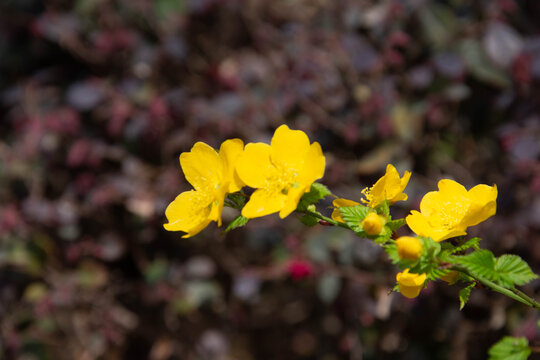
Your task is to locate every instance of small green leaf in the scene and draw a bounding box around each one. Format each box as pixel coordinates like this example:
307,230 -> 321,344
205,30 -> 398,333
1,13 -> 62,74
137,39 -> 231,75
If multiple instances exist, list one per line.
494,255 -> 539,287
386,219 -> 406,232
459,282 -> 475,310
224,215 -> 249,233
317,273 -> 341,304
300,214 -> 319,227
384,244 -> 401,264
488,336 -> 531,360
375,200 -> 390,216
338,205 -> 371,232
297,182 -> 332,211
451,237 -> 481,253
372,226 -> 392,244
225,193 -> 246,210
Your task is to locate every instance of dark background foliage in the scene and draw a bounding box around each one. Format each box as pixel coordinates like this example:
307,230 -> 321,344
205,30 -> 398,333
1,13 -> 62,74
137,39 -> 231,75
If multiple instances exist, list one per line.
1,0 -> 540,359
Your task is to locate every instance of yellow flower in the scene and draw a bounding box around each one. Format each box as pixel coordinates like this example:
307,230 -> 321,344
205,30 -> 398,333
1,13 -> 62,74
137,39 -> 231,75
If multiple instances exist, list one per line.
331,198 -> 360,222
236,125 -> 325,219
362,212 -> 384,235
406,179 -> 497,242
396,269 -> 427,299
395,236 -> 422,260
361,164 -> 411,208
164,139 -> 244,238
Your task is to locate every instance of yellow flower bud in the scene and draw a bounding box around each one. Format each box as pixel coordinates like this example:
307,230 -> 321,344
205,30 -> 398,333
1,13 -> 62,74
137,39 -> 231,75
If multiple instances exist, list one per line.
362,212 -> 384,235
440,270 -> 459,285
396,269 -> 427,299
395,236 -> 423,260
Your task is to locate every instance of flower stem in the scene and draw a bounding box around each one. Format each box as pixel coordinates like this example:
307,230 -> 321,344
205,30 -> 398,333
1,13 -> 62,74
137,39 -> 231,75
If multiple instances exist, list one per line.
454,266 -> 540,310
299,209 -> 351,230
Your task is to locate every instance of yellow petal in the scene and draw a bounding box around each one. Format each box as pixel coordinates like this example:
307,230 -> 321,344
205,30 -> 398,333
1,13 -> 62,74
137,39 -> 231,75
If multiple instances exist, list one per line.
298,142 -> 326,185
462,184 -> 497,227
163,190 -> 213,238
241,188 -> 287,218
236,143 -> 276,189
270,124 -> 311,170
219,138 -> 245,193
396,269 -> 426,298
406,211 -> 466,242
437,179 -> 468,198
180,142 -> 223,191
279,185 -> 308,219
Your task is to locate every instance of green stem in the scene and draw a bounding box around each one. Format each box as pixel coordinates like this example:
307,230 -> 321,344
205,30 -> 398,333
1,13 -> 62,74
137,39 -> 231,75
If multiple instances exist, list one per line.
454,266 -> 540,310
299,209 -> 350,230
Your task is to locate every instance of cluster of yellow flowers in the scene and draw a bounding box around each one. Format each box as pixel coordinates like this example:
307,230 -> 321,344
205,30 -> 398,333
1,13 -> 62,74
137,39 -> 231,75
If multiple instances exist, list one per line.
164,125 -> 325,237
165,125 -> 497,299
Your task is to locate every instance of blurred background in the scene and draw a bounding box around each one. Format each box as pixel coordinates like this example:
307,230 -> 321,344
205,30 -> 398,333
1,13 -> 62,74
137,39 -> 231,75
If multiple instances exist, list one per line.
1,0 -> 540,359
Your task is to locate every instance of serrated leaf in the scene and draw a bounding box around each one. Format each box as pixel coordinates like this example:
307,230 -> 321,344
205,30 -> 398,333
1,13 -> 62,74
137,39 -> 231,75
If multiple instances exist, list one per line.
451,237 -> 481,253
494,255 -> 539,287
224,215 -> 249,233
386,219 -> 406,232
459,282 -> 475,310
317,273 -> 341,304
372,226 -> 392,244
454,249 -> 496,280
488,336 -> 531,360
338,205 -> 371,232
384,244 -> 401,264
297,182 -> 332,211
300,214 -> 319,227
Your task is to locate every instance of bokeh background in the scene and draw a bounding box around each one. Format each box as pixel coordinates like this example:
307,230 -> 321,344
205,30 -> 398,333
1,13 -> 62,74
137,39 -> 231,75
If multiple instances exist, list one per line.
2,0 -> 540,359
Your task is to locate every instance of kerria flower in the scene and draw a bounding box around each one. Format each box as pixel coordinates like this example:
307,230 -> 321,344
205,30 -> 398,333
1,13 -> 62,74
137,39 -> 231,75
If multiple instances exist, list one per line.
236,124 -> 325,219
395,236 -> 423,260
361,164 -> 411,208
406,179 -> 497,242
362,212 -> 384,235
164,139 -> 244,238
396,269 -> 427,299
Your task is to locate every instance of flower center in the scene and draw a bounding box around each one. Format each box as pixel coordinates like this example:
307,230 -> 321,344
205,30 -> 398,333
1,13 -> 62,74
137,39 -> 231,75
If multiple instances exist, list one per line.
435,199 -> 471,229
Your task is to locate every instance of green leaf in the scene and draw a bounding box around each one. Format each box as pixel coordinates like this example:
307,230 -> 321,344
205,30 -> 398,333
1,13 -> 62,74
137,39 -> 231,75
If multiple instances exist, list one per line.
338,205 -> 371,233
384,244 -> 401,264
375,200 -> 390,216
225,193 -> 246,210
224,215 -> 249,233
372,226 -> 392,245
386,219 -> 406,232
300,214 -> 319,227
459,282 -> 475,310
488,336 -> 531,360
494,255 -> 539,287
454,250 -> 538,288
459,39 -> 511,88
317,273 -> 341,304
451,237 -> 481,253
454,249 -> 496,280
297,183 -> 332,211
